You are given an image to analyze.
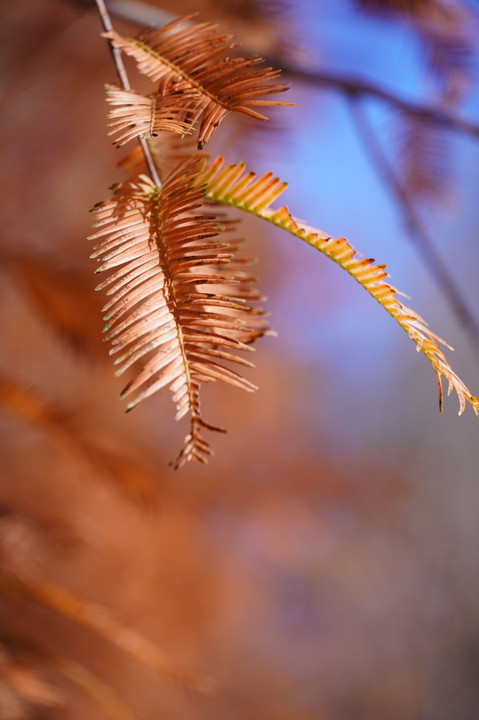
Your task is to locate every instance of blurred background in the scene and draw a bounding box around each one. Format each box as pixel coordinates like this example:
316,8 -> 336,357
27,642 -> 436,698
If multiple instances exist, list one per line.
1,0 -> 479,718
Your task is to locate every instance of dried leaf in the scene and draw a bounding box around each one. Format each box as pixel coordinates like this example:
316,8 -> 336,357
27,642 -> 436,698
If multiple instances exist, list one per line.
103,14 -> 293,148
105,84 -> 194,147
90,157 -> 267,467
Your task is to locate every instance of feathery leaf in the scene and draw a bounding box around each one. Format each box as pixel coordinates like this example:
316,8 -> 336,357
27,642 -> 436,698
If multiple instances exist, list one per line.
103,15 -> 293,149
90,158 -> 267,468
105,84 -> 194,147
193,156 -> 479,417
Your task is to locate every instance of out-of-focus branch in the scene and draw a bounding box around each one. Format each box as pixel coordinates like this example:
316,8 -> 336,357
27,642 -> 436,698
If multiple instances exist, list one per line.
94,0 -> 479,141
1,574 -> 211,692
284,67 -> 479,140
348,98 -> 479,356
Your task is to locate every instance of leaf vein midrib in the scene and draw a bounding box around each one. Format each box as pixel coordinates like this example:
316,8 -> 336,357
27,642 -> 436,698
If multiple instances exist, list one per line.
132,38 -> 227,111
150,190 -> 199,423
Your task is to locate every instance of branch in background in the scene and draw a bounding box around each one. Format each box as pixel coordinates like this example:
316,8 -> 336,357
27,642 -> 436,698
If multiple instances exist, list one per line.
284,66 -> 479,140
347,98 -> 479,357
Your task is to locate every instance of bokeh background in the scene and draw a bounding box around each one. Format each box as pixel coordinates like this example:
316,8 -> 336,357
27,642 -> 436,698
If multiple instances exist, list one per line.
1,0 -> 479,718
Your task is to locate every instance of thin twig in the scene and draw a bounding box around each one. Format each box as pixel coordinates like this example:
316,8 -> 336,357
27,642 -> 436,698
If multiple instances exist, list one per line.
94,0 -> 162,187
348,98 -> 479,356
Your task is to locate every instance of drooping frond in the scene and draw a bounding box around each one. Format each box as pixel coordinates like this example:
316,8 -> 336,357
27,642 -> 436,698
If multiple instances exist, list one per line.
90,158 -> 267,467
103,15 -> 293,148
193,156 -> 479,417
105,85 -> 194,147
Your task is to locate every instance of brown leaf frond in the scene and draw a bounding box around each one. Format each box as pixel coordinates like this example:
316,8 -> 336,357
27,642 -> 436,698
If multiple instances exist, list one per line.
90,158 -> 267,467
105,84 -> 194,147
193,156 -> 479,417
103,15 -> 293,148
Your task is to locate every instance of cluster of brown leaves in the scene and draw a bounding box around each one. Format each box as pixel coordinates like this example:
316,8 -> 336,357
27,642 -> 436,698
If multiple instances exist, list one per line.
1,2 -> 479,719
104,15 -> 292,149
92,13 -> 290,464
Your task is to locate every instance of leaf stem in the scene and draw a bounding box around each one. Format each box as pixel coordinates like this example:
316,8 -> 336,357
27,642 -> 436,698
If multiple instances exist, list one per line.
94,0 -> 162,187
